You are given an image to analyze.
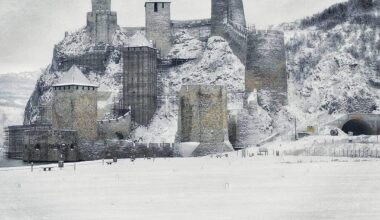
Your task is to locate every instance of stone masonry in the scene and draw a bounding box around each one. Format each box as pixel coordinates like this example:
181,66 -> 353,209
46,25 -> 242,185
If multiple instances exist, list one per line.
123,46 -> 158,126
87,0 -> 119,44
52,66 -> 98,142
145,1 -> 172,57
246,30 -> 288,112
177,85 -> 233,156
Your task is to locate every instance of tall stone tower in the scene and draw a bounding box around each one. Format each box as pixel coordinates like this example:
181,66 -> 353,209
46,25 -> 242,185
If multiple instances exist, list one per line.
87,0 -> 118,44
52,66 -> 98,142
177,85 -> 233,157
145,1 -> 172,58
211,0 -> 247,37
245,31 -> 288,112
228,0 -> 246,27
211,0 -> 228,37
122,46 -> 158,126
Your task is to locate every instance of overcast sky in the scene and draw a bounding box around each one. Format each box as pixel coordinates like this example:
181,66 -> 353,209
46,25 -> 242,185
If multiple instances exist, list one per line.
0,0 -> 346,74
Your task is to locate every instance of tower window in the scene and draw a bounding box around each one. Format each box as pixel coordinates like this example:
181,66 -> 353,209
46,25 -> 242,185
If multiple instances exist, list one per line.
154,3 -> 158,12
162,3 -> 164,8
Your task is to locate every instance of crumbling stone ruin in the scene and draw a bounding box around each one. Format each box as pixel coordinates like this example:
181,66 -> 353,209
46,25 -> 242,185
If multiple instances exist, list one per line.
177,85 -> 233,157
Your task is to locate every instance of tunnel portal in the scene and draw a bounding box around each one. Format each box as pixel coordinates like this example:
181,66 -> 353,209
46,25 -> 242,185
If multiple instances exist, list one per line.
342,119 -> 373,136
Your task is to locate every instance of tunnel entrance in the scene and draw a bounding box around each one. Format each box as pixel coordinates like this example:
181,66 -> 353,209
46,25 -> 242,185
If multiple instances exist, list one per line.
342,119 -> 373,136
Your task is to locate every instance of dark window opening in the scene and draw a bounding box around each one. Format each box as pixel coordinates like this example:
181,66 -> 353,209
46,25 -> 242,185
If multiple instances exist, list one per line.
70,144 -> 75,150
76,86 -> 79,90
154,3 -> 158,12
35,144 -> 41,150
115,132 -> 124,140
162,3 -> 164,8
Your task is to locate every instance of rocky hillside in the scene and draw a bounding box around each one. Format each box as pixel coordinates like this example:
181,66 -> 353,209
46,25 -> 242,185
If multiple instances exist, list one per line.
280,0 -> 380,131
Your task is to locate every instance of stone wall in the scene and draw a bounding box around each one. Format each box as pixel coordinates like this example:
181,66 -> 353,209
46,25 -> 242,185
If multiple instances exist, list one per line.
54,46 -> 112,73
52,85 -> 98,142
23,128 -> 78,162
78,141 -> 174,161
97,113 -> 131,140
172,19 -> 211,41
122,46 -> 158,126
177,85 -> 233,156
145,2 -> 172,57
246,30 -> 288,112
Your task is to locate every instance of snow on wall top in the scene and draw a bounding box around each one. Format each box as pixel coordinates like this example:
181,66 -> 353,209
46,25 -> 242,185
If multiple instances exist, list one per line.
53,65 -> 97,87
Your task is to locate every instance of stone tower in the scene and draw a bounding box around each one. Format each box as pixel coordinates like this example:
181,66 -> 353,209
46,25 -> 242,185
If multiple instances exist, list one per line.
211,0 -> 246,36
228,0 -> 246,27
87,0 -> 118,44
246,31 -> 288,112
145,1 -> 172,58
177,85 -> 233,157
211,0 -> 228,37
92,0 -> 111,11
122,46 -> 158,126
52,66 -> 98,142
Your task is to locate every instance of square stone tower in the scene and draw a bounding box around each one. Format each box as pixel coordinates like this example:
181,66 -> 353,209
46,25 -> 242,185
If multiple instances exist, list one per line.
122,46 -> 158,126
87,0 -> 118,44
52,66 -> 98,142
145,1 -> 172,58
177,85 -> 233,156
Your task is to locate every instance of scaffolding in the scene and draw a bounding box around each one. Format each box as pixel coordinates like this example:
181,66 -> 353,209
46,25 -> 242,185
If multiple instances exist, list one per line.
5,124 -> 52,159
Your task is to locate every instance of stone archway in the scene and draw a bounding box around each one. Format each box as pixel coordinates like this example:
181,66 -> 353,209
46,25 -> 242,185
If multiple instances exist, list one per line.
342,119 -> 373,136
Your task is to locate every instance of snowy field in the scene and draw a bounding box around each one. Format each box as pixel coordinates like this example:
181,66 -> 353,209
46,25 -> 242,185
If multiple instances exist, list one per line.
1,156 -> 380,220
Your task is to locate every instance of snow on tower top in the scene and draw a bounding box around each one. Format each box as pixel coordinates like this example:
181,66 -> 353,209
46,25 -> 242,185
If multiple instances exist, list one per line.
53,65 -> 97,87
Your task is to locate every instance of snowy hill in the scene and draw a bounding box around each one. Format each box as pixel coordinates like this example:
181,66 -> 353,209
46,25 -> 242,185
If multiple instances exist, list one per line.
0,71 -> 41,146
279,0 -> 380,132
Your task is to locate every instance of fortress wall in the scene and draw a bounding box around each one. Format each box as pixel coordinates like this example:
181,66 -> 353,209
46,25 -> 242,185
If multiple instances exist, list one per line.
55,48 -> 109,73
78,141 -> 174,161
224,21 -> 248,64
97,113 -> 131,140
246,30 -> 288,112
23,129 -> 78,162
172,19 -> 211,41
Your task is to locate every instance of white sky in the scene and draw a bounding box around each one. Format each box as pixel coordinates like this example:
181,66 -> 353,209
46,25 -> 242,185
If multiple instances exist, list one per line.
0,0 -> 346,74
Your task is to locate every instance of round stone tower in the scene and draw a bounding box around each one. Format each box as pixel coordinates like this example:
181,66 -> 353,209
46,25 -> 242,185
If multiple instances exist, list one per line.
246,31 -> 288,112
52,65 -> 98,142
145,1 -> 172,58
228,0 -> 246,27
211,0 -> 228,37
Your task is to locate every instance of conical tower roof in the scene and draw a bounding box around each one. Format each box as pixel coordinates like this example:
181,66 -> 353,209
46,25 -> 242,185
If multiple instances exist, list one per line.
53,65 -> 97,87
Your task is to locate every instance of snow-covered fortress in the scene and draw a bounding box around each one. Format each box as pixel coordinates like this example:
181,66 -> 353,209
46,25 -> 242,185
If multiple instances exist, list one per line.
5,0 -> 290,161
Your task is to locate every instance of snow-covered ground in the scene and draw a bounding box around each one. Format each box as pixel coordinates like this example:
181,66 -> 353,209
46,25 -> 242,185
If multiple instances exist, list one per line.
1,156 -> 380,220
